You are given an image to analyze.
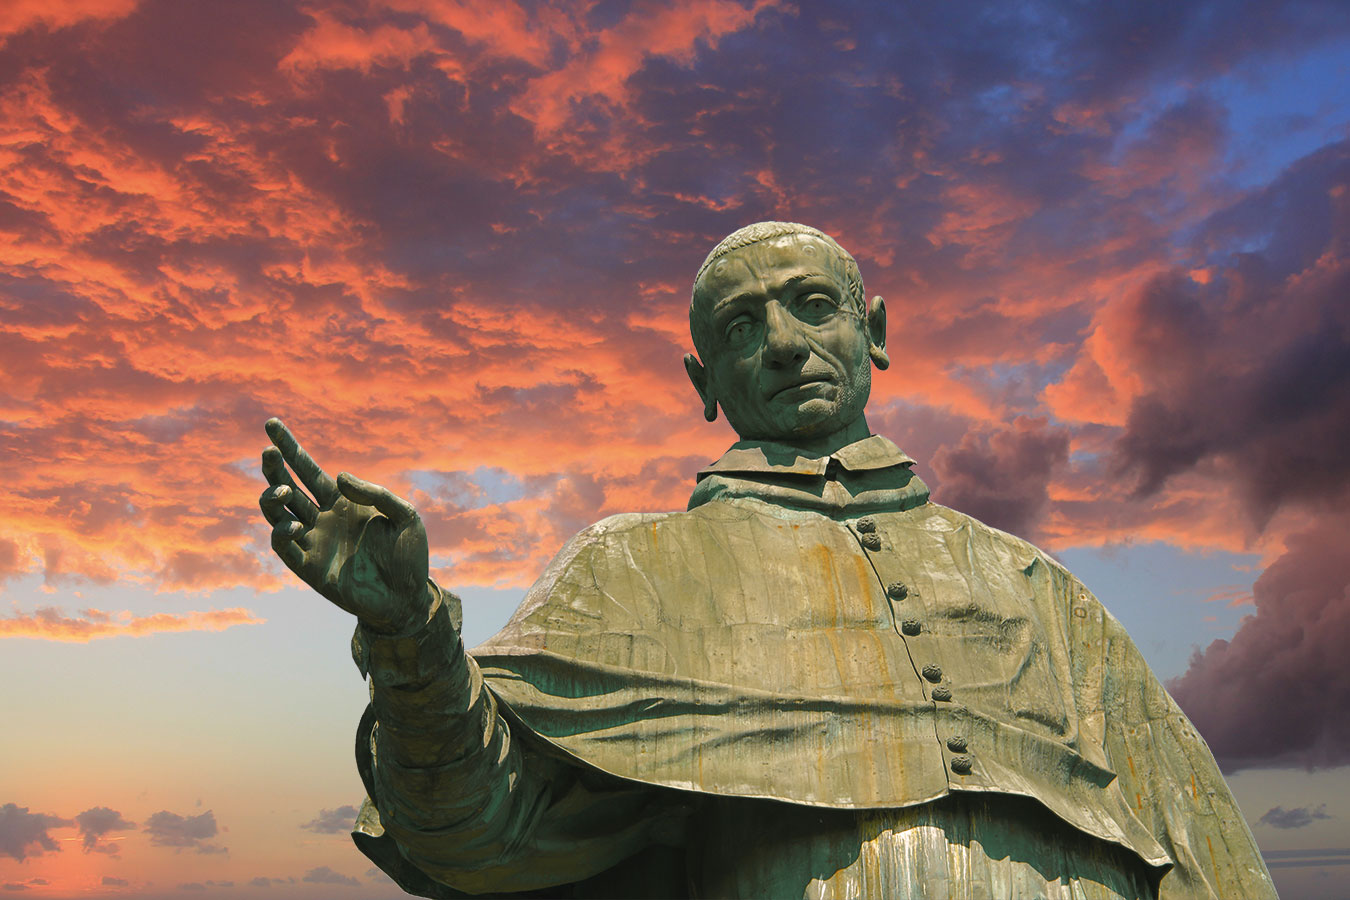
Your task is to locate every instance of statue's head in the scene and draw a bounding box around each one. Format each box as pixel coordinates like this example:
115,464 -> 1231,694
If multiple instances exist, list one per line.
685,222 -> 888,446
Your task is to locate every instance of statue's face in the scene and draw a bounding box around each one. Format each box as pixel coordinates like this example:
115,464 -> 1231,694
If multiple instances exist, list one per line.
691,234 -> 874,442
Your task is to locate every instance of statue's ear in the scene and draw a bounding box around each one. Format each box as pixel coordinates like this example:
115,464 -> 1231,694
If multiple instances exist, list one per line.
684,353 -> 718,422
866,295 -> 889,370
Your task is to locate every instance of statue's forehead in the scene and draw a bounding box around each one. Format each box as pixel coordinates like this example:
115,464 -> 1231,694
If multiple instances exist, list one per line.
705,234 -> 838,284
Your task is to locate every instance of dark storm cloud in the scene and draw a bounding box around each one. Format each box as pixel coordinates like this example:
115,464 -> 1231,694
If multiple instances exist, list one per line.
299,805 -> 357,834
1109,141 -> 1350,528
143,809 -> 226,854
930,417 -> 1071,538
1064,141 -> 1350,771
1169,512 -> 1350,770
74,806 -> 135,853
0,804 -> 72,861
1259,805 -> 1334,829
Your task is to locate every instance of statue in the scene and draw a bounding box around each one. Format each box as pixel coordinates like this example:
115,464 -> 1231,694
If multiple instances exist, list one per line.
259,222 -> 1277,898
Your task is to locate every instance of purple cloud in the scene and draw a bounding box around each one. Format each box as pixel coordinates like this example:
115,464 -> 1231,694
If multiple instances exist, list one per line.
74,806 -> 135,853
0,804 -> 72,861
143,809 -> 226,854
299,805 -> 357,834
1170,512 -> 1350,770
302,865 -> 359,886
1258,805 -> 1334,829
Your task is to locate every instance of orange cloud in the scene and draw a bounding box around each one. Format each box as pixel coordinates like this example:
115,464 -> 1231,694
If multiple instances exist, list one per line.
0,606 -> 265,642
0,0 -> 1341,609
926,180 -> 1040,258
0,0 -> 138,39
513,0 -> 778,137
279,11 -> 442,75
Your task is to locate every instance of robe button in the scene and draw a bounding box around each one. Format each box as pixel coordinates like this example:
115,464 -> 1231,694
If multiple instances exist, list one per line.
922,664 -> 943,682
901,619 -> 921,636
946,736 -> 968,752
886,582 -> 908,600
861,532 -> 881,551
855,516 -> 877,533
950,755 -> 973,775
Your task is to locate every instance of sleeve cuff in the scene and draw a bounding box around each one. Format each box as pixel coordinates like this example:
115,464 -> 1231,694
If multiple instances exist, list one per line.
352,580 -> 460,683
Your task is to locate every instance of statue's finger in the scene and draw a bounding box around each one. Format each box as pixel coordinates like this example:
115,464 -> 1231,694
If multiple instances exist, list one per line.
259,483 -> 293,526
282,517 -> 311,550
261,488 -> 313,549
270,521 -> 307,571
265,417 -> 339,506
336,471 -> 417,524
261,447 -> 319,525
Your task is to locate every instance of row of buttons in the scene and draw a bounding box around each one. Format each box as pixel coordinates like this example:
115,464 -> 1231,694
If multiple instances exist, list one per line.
853,516 -> 972,778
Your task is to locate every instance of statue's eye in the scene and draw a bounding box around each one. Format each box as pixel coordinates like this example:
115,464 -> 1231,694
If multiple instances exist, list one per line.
795,294 -> 837,323
725,318 -> 755,345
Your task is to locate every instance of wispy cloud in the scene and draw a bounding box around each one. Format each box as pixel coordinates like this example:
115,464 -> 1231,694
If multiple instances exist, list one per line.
1259,805 -> 1334,830
1263,848 -> 1350,869
0,607 -> 264,642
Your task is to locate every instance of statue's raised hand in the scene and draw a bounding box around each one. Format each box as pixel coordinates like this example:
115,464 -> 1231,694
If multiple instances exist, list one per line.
259,418 -> 430,635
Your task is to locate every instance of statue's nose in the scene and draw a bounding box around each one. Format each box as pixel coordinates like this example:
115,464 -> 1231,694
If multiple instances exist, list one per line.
762,302 -> 808,367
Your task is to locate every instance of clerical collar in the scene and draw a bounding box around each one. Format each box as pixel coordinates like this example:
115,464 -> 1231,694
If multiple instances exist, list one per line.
688,434 -> 930,516
695,434 -> 916,481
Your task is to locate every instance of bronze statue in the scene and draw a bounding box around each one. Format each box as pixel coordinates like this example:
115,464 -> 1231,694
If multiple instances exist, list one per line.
259,222 -> 1277,898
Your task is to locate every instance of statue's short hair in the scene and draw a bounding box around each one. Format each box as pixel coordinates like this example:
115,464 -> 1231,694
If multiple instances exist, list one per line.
689,222 -> 865,355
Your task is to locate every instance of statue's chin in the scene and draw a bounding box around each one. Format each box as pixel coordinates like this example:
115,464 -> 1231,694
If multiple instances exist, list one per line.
782,399 -> 843,436
727,387 -> 872,446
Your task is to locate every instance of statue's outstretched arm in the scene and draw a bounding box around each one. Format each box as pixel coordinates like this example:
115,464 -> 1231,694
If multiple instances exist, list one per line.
259,419 -> 685,895
353,590 -> 688,895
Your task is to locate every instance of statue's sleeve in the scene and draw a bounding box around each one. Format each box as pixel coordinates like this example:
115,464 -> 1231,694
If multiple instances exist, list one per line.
348,582 -> 691,898
1089,594 -> 1277,899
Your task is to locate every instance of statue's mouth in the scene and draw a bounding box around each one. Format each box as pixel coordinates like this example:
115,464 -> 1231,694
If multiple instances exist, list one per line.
770,377 -> 832,399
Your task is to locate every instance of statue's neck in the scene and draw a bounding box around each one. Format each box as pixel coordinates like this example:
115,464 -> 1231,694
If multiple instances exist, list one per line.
745,415 -> 872,459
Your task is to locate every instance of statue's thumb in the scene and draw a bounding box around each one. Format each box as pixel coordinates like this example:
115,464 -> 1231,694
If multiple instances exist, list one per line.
338,472 -> 418,524
336,471 -> 375,504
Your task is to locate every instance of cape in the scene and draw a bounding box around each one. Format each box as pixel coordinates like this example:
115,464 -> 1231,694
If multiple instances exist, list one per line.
472,495 -> 1176,869
355,437 -> 1273,897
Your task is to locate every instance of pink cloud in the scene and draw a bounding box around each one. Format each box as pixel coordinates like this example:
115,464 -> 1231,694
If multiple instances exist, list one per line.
0,606 -> 264,642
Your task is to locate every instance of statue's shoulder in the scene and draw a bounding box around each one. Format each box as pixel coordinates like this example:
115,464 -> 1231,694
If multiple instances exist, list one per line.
914,501 -> 1061,560
476,503 -> 785,652
566,501 -> 767,546
913,501 -> 1099,606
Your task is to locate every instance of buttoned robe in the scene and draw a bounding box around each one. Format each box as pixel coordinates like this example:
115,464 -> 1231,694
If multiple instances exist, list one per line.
350,436 -> 1276,899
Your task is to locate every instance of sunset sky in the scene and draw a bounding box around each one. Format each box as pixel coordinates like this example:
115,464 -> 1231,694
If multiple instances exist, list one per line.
2,1 -> 1349,897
